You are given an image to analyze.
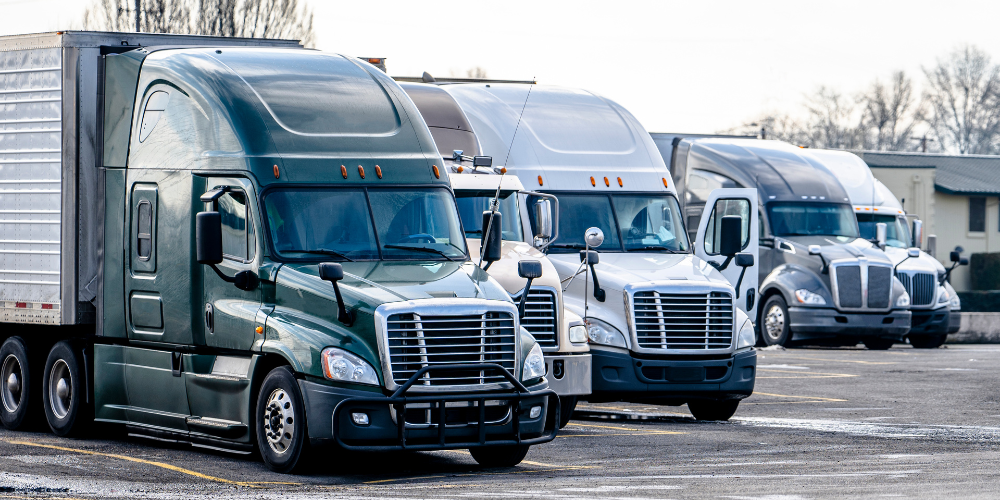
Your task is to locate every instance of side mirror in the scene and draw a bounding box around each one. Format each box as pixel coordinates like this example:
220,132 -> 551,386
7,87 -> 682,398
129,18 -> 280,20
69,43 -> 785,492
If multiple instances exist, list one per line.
950,251 -> 961,263
196,212 -> 223,265
533,199 -> 553,240
579,250 -> 605,302
912,219 -> 923,248
719,215 -> 742,257
480,210 -> 503,270
319,262 -> 354,326
907,247 -> 920,258
579,250 -> 600,265
516,260 -> 543,319
960,257 -> 969,266
808,244 -> 822,256
736,253 -> 754,267
473,156 -> 492,168
875,222 -> 887,249
585,227 -> 605,248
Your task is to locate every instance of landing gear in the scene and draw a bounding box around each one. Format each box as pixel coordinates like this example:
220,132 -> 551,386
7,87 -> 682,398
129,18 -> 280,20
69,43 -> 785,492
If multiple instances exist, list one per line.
470,444 -> 530,467
688,400 -> 740,421
0,337 -> 35,430
256,366 -> 310,473
42,341 -> 89,436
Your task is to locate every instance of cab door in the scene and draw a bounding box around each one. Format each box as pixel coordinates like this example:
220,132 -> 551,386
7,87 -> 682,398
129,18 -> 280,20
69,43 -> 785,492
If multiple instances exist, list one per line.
694,188 -> 759,321
198,176 -> 263,351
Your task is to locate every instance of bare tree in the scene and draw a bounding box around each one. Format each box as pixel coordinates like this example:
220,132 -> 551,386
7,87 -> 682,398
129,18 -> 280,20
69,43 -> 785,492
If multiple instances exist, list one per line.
465,66 -> 488,79
923,45 -> 1000,154
197,0 -> 315,47
84,0 -> 191,33
859,71 -> 923,151
801,86 -> 866,149
719,113 -> 809,145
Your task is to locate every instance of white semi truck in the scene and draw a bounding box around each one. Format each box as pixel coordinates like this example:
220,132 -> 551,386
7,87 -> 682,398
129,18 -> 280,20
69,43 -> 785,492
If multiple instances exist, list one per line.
808,149 -> 964,347
442,83 -> 759,420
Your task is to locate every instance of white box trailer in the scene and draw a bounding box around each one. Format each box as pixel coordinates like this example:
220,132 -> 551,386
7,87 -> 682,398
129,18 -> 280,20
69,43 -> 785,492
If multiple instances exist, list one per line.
0,31 -> 301,326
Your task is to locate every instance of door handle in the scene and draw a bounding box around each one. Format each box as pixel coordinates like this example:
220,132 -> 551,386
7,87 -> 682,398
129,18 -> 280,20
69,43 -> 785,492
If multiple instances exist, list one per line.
171,352 -> 182,377
205,303 -> 214,333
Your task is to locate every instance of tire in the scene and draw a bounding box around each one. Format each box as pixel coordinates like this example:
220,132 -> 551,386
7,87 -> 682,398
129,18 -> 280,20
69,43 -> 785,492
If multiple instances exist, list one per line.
0,337 -> 35,430
42,341 -> 89,436
759,295 -> 791,346
470,444 -> 530,467
863,338 -> 895,350
688,400 -> 740,421
558,396 -> 577,429
256,366 -> 309,473
909,335 -> 947,349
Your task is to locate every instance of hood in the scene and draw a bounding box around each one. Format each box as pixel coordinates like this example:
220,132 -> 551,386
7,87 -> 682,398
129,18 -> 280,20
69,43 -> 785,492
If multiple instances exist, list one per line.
547,252 -> 730,291
467,240 -> 561,295
885,247 -> 946,273
780,235 -> 894,264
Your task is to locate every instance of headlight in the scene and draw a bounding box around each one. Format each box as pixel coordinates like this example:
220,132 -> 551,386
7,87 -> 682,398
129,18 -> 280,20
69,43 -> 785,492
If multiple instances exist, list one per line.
950,294 -> 961,310
321,347 -> 379,386
896,291 -> 910,308
794,289 -> 826,305
569,324 -> 588,343
522,343 -> 545,381
937,288 -> 950,304
737,319 -> 756,349
586,318 -> 628,348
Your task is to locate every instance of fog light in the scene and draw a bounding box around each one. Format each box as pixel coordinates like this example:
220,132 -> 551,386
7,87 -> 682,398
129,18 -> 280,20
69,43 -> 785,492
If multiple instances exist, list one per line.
351,412 -> 370,426
529,406 -> 542,419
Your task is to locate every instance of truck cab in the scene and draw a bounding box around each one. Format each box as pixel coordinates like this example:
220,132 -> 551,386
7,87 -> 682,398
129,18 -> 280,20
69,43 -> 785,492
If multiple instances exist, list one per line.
0,32 -> 556,473
807,149 -> 963,347
442,83 -> 758,421
669,138 -> 912,349
398,82 -> 591,427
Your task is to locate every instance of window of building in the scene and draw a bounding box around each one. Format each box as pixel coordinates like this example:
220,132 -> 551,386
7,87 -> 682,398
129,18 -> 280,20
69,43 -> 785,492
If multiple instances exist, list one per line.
969,197 -> 986,233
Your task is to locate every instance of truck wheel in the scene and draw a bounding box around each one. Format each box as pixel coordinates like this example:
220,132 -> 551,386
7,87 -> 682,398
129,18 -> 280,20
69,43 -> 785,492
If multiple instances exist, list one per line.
909,335 -> 947,349
688,400 -> 740,421
470,444 -> 530,467
760,296 -> 790,346
256,366 -> 309,473
43,341 -> 88,436
558,396 -> 577,429
0,337 -> 35,430
863,338 -> 894,350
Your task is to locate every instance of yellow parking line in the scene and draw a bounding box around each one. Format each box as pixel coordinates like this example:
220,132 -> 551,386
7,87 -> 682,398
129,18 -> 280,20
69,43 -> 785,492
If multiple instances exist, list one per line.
5,440 -> 299,487
363,466 -> 593,484
752,391 -> 847,402
559,432 -> 684,437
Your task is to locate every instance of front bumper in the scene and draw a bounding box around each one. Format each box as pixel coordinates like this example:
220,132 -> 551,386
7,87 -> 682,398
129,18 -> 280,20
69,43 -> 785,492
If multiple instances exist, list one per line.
544,353 -> 591,396
948,310 -> 962,334
907,308 -> 950,335
788,307 -> 910,339
300,364 -> 557,451
584,347 -> 756,404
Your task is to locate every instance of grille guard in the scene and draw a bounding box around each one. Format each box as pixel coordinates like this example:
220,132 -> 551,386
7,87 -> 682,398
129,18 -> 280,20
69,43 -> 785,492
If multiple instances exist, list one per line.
332,363 -> 559,452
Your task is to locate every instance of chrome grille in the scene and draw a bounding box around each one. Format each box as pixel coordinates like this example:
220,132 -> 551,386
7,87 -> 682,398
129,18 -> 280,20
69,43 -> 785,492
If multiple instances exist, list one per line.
831,261 -> 894,311
518,288 -> 558,350
385,312 -> 516,387
897,271 -> 936,307
867,266 -> 892,308
835,266 -> 863,308
633,291 -> 734,350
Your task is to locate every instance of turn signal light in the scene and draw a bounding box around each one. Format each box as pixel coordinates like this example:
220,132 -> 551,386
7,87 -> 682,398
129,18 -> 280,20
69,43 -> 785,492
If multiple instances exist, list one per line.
273,165 -> 280,179
590,176 -> 596,186
662,177 -> 668,188
432,165 -> 440,178
538,175 -> 543,186
375,165 -> 383,178
358,165 -> 365,179
340,165 -> 347,179
603,177 -> 609,187
255,326 -> 264,334
617,177 -> 623,187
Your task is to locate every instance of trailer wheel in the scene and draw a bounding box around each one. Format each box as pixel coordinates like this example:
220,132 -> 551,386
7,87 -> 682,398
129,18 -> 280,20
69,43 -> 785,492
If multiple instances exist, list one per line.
558,396 -> 577,429
470,444 -> 530,467
862,338 -> 894,350
688,400 -> 740,421
909,335 -> 947,349
0,337 -> 35,430
760,295 -> 791,346
43,341 -> 88,436
256,366 -> 309,473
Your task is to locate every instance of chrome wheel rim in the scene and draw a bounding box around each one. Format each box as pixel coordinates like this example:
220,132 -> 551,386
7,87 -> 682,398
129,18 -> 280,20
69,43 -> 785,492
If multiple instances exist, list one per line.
1,354 -> 22,413
47,359 -> 72,420
764,304 -> 785,342
263,388 -> 295,455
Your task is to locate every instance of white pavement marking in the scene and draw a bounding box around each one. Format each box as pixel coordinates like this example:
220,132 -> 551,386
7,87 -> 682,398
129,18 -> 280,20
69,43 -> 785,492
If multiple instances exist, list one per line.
734,416 -> 1000,441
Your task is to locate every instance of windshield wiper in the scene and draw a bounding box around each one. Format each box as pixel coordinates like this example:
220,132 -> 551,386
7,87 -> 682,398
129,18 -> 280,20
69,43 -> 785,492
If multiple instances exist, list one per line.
626,245 -> 685,253
549,243 -> 587,249
280,249 -> 355,262
383,244 -> 459,261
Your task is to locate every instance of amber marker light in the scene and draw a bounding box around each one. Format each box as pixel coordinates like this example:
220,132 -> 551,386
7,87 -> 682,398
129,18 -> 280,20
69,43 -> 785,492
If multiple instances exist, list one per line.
358,165 -> 365,179
432,165 -> 440,178
341,165 -> 348,179
273,165 -> 280,179
255,326 -> 264,334
456,166 -> 464,173
500,167 -> 507,174
590,176 -> 596,186
375,165 -> 383,178
537,175 -> 544,186
662,177 -> 668,188
617,177 -> 623,187
604,177 -> 609,187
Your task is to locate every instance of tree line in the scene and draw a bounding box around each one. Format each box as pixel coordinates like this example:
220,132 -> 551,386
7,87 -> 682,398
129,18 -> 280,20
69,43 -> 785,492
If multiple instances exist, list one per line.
83,0 -> 315,48
724,45 -> 1000,154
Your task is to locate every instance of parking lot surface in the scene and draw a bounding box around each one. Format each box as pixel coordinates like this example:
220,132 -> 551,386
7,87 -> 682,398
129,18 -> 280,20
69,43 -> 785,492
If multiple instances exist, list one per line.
1,344 -> 999,499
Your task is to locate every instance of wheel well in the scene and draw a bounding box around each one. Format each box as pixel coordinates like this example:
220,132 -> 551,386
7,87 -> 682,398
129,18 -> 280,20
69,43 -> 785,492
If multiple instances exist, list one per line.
757,287 -> 785,323
249,354 -> 293,444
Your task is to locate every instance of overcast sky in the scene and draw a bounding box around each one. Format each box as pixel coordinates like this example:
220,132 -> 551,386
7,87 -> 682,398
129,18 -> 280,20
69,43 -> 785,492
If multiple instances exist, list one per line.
4,0 -> 1000,135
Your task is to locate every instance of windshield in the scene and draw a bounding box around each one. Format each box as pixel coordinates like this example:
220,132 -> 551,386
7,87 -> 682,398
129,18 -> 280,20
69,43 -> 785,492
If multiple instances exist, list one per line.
550,193 -> 689,253
454,190 -> 523,242
264,188 -> 467,261
857,213 -> 911,248
767,202 -> 859,238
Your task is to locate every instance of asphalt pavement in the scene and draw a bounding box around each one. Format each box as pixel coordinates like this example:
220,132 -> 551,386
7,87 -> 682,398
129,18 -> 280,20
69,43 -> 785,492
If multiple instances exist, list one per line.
1,344 -> 999,499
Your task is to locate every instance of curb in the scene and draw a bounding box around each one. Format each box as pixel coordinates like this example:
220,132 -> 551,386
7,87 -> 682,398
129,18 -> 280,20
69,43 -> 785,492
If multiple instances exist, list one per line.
946,312 -> 1000,344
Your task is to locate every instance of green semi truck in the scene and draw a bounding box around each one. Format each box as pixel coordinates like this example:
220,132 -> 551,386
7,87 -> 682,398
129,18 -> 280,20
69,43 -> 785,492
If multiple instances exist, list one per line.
0,31 -> 556,472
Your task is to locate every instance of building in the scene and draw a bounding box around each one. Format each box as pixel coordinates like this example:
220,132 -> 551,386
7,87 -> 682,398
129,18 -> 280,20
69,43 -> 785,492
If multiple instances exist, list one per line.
851,151 -> 1000,291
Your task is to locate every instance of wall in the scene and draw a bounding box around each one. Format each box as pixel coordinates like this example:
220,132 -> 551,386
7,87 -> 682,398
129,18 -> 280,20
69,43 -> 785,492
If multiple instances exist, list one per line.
869,167 -> 936,237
